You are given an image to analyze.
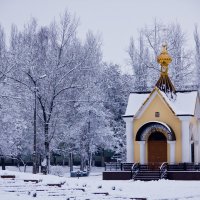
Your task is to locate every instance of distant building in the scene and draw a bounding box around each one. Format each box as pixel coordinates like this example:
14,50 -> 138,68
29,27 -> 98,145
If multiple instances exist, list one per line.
123,44 -> 200,164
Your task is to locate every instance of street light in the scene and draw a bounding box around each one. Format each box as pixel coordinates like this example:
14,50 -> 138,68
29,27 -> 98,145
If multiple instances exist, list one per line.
33,74 -> 46,174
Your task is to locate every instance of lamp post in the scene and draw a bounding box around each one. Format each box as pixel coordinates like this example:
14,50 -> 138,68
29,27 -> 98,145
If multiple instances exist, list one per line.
33,74 -> 46,174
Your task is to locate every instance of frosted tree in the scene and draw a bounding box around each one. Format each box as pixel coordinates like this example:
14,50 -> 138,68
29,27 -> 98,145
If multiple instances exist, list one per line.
67,32 -> 114,171
101,64 -> 133,160
128,34 -> 150,91
0,84 -> 31,171
7,12 -> 84,173
128,21 -> 193,91
4,11 -> 118,173
0,26 -> 28,170
166,23 -> 193,89
0,25 -> 10,82
194,25 -> 200,88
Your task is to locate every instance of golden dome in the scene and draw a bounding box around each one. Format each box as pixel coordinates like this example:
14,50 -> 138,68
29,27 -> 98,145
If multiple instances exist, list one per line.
157,44 -> 172,67
155,43 -> 176,100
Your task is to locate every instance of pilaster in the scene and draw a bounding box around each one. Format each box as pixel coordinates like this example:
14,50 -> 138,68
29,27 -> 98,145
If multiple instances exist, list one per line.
167,141 -> 176,164
197,120 -> 200,163
178,116 -> 192,163
138,141 -> 146,164
123,117 -> 134,163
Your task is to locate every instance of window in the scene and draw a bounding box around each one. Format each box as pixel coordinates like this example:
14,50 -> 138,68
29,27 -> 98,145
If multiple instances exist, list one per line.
155,112 -> 160,117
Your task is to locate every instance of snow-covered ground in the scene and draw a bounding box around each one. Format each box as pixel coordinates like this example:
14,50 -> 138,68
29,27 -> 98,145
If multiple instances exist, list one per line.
1,167 -> 200,200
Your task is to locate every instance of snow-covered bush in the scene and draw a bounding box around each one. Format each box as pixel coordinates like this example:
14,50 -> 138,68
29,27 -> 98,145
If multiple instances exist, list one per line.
112,186 -> 116,190
98,185 -> 102,189
50,166 -> 65,177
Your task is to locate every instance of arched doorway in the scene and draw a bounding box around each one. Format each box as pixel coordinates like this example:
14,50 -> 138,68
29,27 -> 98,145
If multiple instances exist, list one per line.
148,132 -> 167,164
136,121 -> 176,164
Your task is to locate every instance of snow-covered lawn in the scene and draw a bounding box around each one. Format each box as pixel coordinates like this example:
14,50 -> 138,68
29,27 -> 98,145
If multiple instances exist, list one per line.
1,167 -> 200,200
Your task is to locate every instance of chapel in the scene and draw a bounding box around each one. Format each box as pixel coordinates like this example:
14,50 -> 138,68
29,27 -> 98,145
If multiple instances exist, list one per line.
123,44 -> 200,165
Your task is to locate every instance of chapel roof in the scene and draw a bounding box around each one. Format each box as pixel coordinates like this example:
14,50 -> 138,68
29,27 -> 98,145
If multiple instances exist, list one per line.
124,87 -> 198,118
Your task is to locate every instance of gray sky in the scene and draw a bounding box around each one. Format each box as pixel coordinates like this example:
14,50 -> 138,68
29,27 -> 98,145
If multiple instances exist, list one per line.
0,0 -> 199,71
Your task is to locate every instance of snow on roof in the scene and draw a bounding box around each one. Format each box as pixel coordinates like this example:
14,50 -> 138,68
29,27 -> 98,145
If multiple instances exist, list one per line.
161,90 -> 198,116
124,93 -> 150,116
124,89 -> 198,117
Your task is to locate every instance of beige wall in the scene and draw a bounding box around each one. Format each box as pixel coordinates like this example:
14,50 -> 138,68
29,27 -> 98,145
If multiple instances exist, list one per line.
133,92 -> 182,163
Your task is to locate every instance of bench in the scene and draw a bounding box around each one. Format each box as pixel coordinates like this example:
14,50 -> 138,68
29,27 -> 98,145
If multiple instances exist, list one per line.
24,179 -> 39,183
1,175 -> 15,179
47,183 -> 62,187
93,192 -> 109,196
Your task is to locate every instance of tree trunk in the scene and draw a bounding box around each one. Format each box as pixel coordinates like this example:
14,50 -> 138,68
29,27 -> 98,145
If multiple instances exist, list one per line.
69,153 -> 73,172
87,153 -> 92,173
36,154 -> 40,173
53,155 -> 56,165
24,164 -> 27,172
44,123 -> 50,174
80,155 -> 85,171
101,149 -> 105,167
1,157 -> 5,170
62,156 -> 65,166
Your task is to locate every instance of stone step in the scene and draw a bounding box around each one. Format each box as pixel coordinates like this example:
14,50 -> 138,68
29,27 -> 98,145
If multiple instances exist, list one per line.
140,171 -> 160,173
137,174 -> 160,176
134,178 -> 159,181
136,173 -> 160,176
134,167 -> 162,181
139,171 -> 160,174
136,174 -> 160,178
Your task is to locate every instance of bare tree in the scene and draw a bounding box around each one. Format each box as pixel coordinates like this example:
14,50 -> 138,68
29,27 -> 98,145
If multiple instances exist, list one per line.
128,21 -> 193,91
7,12 -> 82,173
128,34 -> 149,91
5,10 -> 114,173
194,25 -> 200,88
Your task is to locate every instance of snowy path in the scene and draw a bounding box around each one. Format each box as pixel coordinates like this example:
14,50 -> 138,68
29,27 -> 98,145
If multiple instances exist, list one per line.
1,170 -> 200,199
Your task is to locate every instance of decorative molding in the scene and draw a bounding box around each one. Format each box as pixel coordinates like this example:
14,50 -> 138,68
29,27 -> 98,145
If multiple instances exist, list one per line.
178,116 -> 193,121
136,121 -> 176,141
123,117 -> 133,123
167,141 -> 176,144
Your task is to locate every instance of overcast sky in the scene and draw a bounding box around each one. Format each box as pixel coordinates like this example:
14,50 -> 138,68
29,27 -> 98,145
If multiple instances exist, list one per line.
0,0 -> 200,71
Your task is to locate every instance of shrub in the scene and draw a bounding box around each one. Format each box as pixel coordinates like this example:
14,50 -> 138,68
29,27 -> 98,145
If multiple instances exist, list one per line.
50,166 -> 65,177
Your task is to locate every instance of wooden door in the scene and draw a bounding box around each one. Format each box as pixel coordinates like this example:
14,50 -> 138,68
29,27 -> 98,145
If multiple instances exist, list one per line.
148,140 -> 167,164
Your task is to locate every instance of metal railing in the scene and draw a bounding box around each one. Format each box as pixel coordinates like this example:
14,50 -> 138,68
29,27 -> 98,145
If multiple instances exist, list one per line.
160,162 -> 168,179
131,163 -> 140,180
104,162 -> 122,171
